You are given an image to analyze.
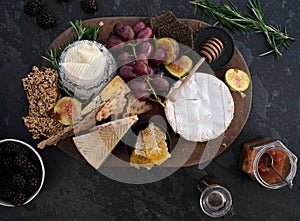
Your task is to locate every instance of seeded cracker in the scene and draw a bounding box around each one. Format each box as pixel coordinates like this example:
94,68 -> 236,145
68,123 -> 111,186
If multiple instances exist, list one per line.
22,66 -> 63,139
22,66 -> 60,117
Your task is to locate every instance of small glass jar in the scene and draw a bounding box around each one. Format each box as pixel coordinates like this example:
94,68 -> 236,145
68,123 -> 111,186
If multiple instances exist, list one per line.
241,138 -> 297,189
197,176 -> 234,218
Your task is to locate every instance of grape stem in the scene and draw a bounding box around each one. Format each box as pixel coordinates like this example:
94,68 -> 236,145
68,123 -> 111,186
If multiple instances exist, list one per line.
145,77 -> 165,107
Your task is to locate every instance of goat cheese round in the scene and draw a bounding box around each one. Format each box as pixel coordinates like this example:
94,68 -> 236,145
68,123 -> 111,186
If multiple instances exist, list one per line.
59,40 -> 116,100
165,72 -> 234,142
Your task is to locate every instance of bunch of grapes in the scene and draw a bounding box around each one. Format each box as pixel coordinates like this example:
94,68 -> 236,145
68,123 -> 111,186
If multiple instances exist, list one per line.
106,21 -> 170,101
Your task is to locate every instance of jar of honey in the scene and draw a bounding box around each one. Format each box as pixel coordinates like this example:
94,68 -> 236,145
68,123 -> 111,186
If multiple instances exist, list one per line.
240,137 -> 297,189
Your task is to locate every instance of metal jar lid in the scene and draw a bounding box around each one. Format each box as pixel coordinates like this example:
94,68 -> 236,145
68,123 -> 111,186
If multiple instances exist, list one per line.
199,183 -> 233,218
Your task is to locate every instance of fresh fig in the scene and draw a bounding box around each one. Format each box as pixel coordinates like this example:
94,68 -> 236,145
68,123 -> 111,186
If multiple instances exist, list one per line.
225,68 -> 250,98
165,55 -> 193,78
54,97 -> 82,126
156,37 -> 179,64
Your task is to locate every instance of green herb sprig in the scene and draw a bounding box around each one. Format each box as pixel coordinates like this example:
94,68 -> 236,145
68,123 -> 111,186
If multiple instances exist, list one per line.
42,20 -> 103,70
189,0 -> 295,56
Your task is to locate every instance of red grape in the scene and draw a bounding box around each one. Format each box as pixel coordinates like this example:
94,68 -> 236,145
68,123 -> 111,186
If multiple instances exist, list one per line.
113,23 -> 124,37
151,76 -> 169,92
134,61 -> 151,76
106,36 -> 124,50
136,27 -> 153,40
132,21 -> 146,35
136,53 -> 148,65
129,80 -> 150,101
138,41 -> 154,58
117,51 -> 133,65
151,48 -> 166,66
119,65 -> 138,81
120,25 -> 135,41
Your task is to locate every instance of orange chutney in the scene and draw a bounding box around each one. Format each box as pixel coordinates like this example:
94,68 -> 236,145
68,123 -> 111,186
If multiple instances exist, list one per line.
258,149 -> 289,184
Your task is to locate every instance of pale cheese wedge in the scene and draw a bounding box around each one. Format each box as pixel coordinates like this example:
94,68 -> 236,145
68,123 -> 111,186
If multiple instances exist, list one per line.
81,76 -> 130,116
165,72 -> 234,142
73,115 -> 138,169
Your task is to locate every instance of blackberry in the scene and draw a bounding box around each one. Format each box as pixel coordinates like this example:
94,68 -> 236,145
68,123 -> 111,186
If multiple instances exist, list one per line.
12,192 -> 27,207
0,156 -> 15,171
80,0 -> 97,12
21,162 -> 40,177
36,12 -> 56,29
0,141 -> 21,155
10,174 -> 27,191
0,186 -> 15,200
15,153 -> 28,167
24,0 -> 44,16
26,177 -> 41,192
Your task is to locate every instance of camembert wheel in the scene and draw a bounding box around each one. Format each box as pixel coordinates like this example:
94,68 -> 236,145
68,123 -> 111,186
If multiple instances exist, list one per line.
165,72 -> 234,142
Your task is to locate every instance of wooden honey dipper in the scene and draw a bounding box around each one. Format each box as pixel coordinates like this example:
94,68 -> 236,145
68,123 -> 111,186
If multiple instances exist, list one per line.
167,37 -> 224,102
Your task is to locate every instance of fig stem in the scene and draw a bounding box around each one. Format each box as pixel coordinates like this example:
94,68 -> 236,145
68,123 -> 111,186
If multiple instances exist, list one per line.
167,57 -> 206,102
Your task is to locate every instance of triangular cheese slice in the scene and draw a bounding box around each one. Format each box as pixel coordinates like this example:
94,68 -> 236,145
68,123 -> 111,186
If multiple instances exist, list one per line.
73,115 -> 138,169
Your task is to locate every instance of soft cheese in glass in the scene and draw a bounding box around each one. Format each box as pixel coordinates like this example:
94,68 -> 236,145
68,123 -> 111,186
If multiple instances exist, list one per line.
59,40 -> 116,100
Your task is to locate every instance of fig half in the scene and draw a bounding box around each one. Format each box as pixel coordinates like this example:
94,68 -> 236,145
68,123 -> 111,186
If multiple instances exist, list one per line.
54,97 -> 82,126
156,37 -> 179,64
225,68 -> 250,98
165,55 -> 193,78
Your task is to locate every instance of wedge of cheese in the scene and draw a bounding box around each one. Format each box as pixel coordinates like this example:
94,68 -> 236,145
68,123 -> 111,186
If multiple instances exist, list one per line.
73,115 -> 138,169
81,76 -> 130,116
165,72 -> 234,142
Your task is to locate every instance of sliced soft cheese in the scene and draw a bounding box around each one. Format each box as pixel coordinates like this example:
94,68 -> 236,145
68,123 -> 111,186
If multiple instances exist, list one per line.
73,115 -> 138,169
64,43 -> 101,63
81,76 -> 130,116
61,42 -> 107,86
165,72 -> 234,142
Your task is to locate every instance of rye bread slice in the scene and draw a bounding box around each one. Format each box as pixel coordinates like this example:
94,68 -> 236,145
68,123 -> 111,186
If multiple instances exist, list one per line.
150,11 -> 177,33
157,20 -> 194,49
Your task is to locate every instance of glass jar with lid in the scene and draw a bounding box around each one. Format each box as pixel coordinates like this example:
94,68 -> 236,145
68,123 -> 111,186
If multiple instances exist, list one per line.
240,138 -> 297,189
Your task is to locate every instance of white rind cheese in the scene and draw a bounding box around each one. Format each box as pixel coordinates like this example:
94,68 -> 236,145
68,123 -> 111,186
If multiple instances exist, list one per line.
165,72 -> 234,142
59,40 -> 117,100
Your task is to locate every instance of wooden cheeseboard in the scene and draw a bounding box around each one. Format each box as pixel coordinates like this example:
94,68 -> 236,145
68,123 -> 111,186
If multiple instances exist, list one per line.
48,17 -> 252,167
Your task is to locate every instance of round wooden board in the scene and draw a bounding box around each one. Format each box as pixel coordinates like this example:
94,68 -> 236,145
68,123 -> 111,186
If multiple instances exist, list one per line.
49,17 -> 252,167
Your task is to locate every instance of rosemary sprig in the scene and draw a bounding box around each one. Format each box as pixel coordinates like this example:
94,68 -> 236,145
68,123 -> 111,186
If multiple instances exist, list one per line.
41,48 -> 61,70
189,0 -> 295,56
70,20 -> 103,41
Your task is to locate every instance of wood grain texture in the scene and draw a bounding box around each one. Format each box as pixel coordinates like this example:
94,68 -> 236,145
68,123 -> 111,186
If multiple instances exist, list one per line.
49,17 -> 252,167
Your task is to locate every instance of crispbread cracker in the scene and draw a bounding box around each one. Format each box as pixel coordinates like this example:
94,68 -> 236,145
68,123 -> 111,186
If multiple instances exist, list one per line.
96,91 -> 127,122
122,94 -> 153,117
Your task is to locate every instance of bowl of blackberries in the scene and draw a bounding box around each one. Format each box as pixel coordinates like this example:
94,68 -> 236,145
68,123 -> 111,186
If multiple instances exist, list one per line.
0,139 -> 45,207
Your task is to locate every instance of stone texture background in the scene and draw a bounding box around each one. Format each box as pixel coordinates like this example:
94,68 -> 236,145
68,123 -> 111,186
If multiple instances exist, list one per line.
0,0 -> 299,220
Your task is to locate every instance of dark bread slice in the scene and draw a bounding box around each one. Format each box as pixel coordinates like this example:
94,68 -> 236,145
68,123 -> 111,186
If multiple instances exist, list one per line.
150,11 -> 177,34
157,20 -> 194,49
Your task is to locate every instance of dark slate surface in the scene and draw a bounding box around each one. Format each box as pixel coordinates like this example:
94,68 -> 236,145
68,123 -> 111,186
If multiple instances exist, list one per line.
0,0 -> 299,220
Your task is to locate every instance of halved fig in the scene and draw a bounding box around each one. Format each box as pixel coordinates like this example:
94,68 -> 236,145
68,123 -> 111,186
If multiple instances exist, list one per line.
165,55 -> 193,78
156,37 -> 179,64
54,97 -> 82,126
225,68 -> 250,98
